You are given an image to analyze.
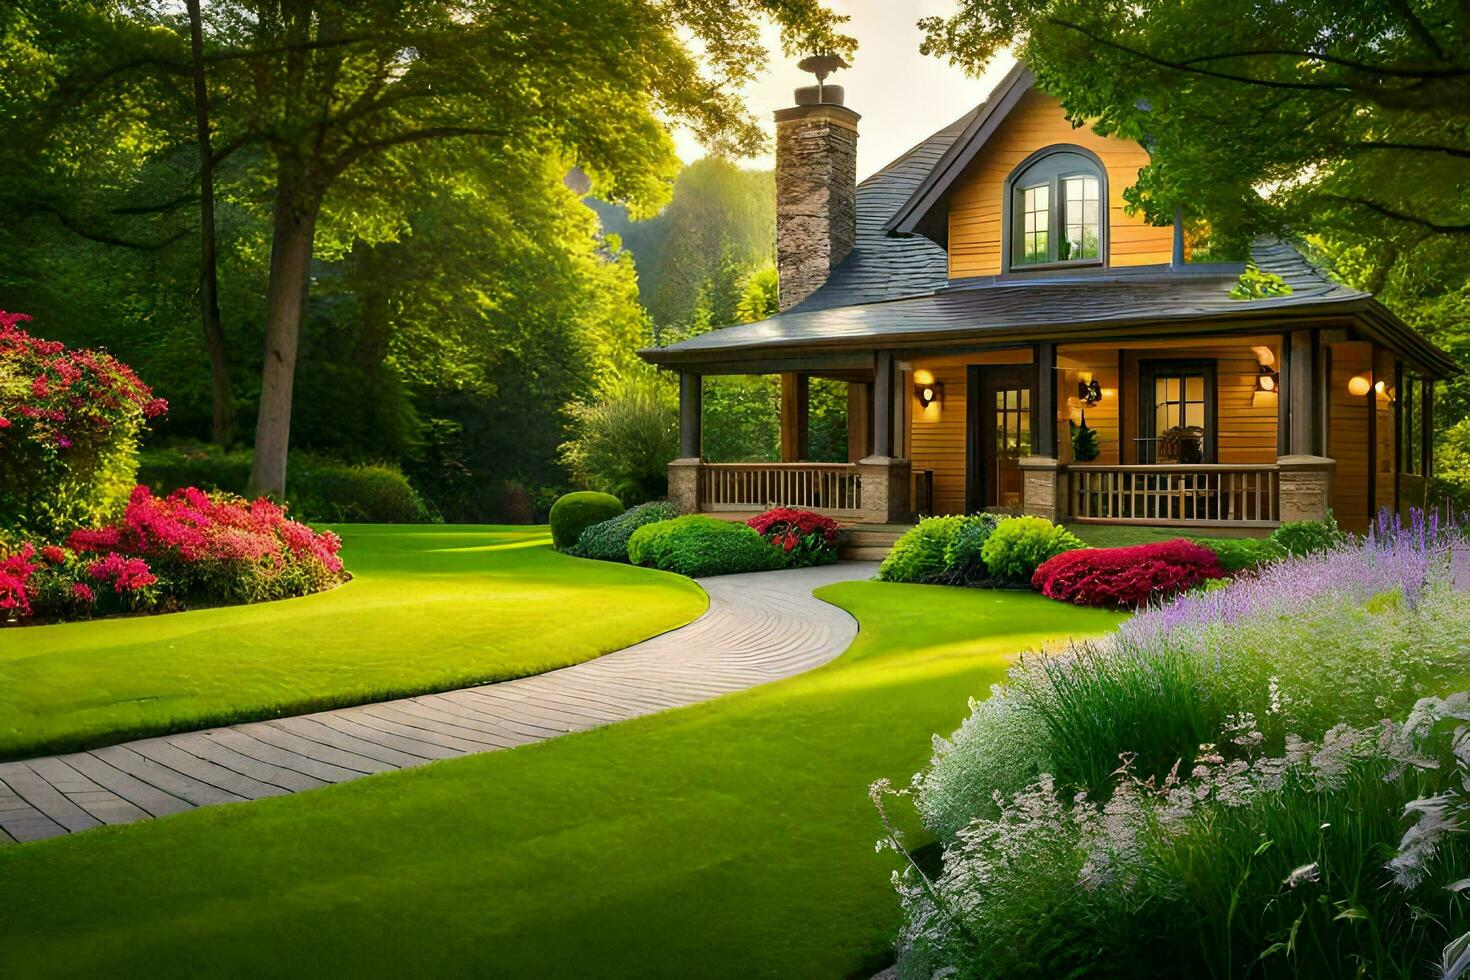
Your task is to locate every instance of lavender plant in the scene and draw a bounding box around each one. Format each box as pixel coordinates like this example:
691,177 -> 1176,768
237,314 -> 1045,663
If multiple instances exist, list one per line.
890,510 -> 1470,977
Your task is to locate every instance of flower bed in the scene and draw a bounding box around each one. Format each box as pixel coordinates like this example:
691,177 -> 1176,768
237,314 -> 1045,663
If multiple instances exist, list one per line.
2,485 -> 346,625
1032,539 -> 1224,609
746,507 -> 840,566
877,510 -> 1470,977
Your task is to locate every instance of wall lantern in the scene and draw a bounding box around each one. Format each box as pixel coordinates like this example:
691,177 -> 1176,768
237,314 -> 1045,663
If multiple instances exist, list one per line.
917,380 -> 943,408
1254,365 -> 1279,394
1077,376 -> 1103,406
1347,374 -> 1372,397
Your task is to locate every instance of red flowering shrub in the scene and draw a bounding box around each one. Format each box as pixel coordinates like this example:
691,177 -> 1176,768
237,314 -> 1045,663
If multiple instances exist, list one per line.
746,508 -> 842,567
0,310 -> 167,537
1,485 -> 347,625
1031,539 -> 1225,609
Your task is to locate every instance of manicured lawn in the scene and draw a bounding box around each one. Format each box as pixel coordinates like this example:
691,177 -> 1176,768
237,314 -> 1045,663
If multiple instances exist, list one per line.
0,525 -> 706,760
1064,522 -> 1272,549
0,583 -> 1123,977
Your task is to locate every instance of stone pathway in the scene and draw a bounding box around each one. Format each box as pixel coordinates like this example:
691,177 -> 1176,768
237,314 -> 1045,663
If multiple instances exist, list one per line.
0,562 -> 875,843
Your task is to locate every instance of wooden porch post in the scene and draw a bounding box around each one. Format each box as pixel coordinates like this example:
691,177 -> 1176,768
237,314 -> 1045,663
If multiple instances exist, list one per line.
779,372 -> 809,462
1286,330 -> 1316,455
872,351 -> 894,457
1034,341 -> 1057,457
678,371 -> 702,459
1424,378 -> 1435,481
847,382 -> 872,462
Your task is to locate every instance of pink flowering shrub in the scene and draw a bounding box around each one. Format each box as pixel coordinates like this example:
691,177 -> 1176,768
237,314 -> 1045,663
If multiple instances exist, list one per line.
1,485 -> 346,625
746,508 -> 841,567
0,310 -> 167,537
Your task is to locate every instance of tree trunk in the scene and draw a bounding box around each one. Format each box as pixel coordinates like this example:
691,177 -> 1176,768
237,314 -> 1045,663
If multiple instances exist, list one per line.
185,0 -> 234,446
247,167 -> 319,498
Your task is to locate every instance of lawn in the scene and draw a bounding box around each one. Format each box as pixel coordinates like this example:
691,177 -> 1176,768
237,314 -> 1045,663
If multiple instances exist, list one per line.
0,525 -> 707,760
0,583 -> 1123,978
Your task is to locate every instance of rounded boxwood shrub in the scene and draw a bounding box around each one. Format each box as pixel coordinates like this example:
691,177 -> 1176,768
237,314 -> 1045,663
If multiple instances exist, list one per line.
878,515 -> 969,584
567,501 -> 677,562
1031,539 -> 1225,609
1269,511 -> 1346,556
943,513 -> 1003,585
980,516 -> 1084,583
627,515 -> 784,577
1192,535 -> 1285,574
549,491 -> 624,550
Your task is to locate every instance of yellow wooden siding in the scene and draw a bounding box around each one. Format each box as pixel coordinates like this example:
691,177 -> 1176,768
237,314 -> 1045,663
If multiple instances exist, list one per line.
1056,348 -> 1120,464
946,89 -> 1174,279
908,350 -> 1032,515
1329,342 -> 1372,533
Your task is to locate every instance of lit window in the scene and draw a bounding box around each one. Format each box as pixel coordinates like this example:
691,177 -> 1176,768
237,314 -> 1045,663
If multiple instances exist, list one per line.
1019,185 -> 1050,265
1062,176 -> 1099,260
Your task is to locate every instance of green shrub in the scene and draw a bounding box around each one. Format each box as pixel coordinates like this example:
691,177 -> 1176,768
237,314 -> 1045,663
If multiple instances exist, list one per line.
980,516 -> 1084,583
567,501 -> 677,562
1190,535 -> 1285,573
138,443 -> 438,524
878,516 -> 969,584
627,515 -> 783,577
549,491 -> 624,550
1269,511 -> 1347,556
559,368 -> 678,505
942,514 -> 1003,584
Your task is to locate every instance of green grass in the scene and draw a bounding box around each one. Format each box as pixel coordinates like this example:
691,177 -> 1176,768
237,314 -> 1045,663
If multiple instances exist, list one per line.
1064,523 -> 1271,549
0,525 -> 706,760
0,583 -> 1123,978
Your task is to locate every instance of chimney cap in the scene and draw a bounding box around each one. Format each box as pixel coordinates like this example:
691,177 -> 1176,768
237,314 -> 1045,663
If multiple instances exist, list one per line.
797,54 -> 848,81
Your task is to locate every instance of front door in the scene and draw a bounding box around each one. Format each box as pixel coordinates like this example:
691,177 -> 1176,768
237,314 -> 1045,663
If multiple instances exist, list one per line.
967,366 -> 1033,512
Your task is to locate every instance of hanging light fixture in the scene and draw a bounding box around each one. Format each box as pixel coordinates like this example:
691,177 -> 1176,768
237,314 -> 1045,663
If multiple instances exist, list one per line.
1348,375 -> 1372,397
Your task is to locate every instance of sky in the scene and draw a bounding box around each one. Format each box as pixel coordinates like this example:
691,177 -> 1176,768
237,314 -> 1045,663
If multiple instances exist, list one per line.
671,0 -> 1016,180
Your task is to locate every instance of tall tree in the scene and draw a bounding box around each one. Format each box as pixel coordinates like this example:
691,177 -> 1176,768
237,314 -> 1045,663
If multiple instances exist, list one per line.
185,0 -> 234,445
187,0 -> 853,497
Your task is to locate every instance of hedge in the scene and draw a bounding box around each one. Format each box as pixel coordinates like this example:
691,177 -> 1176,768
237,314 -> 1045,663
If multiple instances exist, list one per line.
627,516 -> 784,577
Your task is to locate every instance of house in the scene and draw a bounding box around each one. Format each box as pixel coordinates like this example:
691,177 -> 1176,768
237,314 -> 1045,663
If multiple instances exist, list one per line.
638,63 -> 1456,535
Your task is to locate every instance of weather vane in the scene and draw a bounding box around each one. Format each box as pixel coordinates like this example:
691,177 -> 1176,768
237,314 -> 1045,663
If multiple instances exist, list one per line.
797,54 -> 848,104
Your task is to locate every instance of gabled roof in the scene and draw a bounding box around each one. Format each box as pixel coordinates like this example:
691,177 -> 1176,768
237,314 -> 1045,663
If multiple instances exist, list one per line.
882,62 -> 1036,245
639,68 -> 1458,378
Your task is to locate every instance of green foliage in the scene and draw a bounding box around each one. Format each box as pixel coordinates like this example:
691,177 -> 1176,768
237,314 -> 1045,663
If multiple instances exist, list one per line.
138,444 -> 437,524
980,516 -> 1085,583
567,501 -> 677,563
1270,511 -> 1347,556
559,367 -> 678,505
878,516 -> 970,584
1069,414 -> 1100,462
701,374 -> 780,462
548,491 -> 624,551
1190,535 -> 1285,573
734,263 -> 779,323
942,513 -> 1004,585
1228,261 -> 1293,300
627,515 -> 783,577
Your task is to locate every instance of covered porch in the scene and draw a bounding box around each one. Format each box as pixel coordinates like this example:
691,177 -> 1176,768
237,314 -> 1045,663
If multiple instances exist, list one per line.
663,326 -> 1442,535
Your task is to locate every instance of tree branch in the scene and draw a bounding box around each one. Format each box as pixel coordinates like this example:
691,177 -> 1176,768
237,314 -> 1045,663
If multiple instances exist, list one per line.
1176,48 -> 1467,79
1349,141 -> 1470,160
28,201 -> 191,250
329,125 -> 507,175
110,192 -> 199,215
1323,194 -> 1470,233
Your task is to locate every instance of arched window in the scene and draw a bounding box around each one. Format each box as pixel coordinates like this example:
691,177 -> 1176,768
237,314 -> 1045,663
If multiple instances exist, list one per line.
1005,146 -> 1106,270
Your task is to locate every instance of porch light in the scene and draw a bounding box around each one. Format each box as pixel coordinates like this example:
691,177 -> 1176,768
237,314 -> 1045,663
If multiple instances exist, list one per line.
1077,377 -> 1103,406
1347,375 -> 1372,397
917,380 -> 942,408
1254,365 -> 1278,394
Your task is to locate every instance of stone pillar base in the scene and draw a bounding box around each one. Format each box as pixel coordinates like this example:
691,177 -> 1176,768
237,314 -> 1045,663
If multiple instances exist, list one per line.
856,456 -> 912,524
667,458 -> 703,515
1019,456 -> 1066,522
1276,455 -> 1335,522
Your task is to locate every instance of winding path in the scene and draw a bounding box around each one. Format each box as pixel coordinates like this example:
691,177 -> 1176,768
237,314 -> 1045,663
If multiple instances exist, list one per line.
0,562 -> 875,843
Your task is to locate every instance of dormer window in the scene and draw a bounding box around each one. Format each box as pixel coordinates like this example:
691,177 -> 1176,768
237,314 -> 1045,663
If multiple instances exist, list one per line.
1007,147 -> 1106,271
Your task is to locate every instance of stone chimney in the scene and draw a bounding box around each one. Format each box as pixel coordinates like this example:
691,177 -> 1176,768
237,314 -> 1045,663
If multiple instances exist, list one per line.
775,59 -> 858,311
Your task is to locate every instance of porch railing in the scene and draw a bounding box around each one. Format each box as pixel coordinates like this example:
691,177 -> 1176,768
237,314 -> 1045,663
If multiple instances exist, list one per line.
699,462 -> 863,516
1069,464 -> 1280,527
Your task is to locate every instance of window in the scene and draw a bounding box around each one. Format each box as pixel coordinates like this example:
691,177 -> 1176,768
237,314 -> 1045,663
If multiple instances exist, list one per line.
1008,148 -> 1106,269
1139,360 -> 1217,463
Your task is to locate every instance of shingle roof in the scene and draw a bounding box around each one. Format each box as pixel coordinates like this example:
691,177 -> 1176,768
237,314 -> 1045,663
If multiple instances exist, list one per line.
641,88 -> 1457,377
786,108 -> 978,313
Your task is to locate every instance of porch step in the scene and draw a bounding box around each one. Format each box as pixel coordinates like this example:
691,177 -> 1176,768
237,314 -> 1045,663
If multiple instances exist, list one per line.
836,525 -> 909,562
